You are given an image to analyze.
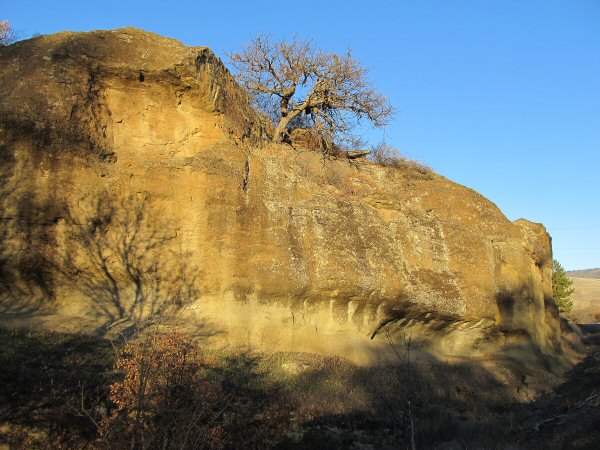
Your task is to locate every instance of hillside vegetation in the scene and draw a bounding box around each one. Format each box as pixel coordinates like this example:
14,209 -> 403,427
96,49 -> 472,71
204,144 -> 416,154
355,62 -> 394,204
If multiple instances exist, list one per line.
0,28 -> 595,449
567,268 -> 600,279
568,277 -> 600,323
1,327 -> 599,449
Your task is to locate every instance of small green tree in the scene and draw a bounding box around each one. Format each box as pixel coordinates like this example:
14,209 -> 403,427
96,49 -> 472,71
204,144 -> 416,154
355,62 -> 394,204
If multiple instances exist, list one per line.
552,259 -> 574,313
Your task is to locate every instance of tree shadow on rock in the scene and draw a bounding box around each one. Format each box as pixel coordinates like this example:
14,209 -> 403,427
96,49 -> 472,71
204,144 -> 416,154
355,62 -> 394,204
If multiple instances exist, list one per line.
0,165 -> 58,316
59,191 -> 200,336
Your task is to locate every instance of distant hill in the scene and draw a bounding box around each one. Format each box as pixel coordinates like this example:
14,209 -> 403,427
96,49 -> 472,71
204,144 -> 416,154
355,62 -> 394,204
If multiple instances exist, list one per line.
567,268 -> 600,279
568,277 -> 600,323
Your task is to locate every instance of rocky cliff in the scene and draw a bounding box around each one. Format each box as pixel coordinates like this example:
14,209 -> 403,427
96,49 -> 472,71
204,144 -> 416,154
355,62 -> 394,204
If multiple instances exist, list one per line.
0,28 -> 569,364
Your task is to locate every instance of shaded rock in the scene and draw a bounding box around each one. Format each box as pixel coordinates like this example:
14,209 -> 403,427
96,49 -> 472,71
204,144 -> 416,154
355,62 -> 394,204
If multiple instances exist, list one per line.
0,28 -> 575,365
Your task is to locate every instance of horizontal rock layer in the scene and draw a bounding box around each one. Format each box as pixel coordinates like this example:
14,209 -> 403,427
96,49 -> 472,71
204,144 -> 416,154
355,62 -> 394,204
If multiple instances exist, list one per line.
0,28 -> 566,363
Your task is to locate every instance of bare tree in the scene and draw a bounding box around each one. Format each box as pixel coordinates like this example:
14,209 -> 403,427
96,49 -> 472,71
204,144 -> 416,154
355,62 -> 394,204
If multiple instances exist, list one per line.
229,35 -> 394,146
0,20 -> 17,46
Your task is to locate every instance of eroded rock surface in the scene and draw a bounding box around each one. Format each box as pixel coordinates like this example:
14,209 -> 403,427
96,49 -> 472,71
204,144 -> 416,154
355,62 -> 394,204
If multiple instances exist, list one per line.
0,28 -> 572,364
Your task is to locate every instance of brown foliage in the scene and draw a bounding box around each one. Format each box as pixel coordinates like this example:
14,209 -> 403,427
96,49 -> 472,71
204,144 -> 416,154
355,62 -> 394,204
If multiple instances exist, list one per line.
229,35 -> 394,146
97,331 -> 292,449
98,332 -> 226,449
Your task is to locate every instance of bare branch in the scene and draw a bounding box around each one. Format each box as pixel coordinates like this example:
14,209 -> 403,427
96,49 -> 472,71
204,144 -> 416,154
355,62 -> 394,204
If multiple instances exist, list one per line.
228,35 -> 395,146
0,21 -> 17,46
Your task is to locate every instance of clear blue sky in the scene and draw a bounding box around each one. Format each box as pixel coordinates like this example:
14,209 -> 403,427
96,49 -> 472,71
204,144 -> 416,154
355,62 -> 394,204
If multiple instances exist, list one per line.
4,0 -> 599,270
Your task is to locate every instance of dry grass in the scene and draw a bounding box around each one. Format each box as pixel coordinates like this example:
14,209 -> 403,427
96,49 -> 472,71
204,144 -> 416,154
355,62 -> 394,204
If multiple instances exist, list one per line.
2,327 -> 597,449
567,269 -> 600,279
0,328 -> 115,448
371,141 -> 433,176
568,277 -> 600,323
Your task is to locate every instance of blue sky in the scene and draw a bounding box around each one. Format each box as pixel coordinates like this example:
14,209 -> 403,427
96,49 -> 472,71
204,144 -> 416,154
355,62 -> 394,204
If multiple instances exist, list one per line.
3,0 -> 599,270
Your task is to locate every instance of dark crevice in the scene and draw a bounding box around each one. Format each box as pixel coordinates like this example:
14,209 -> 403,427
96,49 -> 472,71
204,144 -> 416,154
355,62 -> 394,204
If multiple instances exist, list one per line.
242,159 -> 250,192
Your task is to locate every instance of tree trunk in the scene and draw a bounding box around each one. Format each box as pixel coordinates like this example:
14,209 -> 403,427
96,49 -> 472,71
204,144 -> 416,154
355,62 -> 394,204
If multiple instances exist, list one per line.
272,115 -> 293,143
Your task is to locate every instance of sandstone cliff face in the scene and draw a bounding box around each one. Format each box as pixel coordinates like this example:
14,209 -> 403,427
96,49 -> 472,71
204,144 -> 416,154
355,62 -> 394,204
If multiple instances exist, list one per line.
0,28 -> 565,363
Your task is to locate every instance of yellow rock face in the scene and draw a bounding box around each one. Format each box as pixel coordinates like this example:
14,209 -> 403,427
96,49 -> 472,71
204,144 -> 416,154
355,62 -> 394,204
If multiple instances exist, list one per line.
0,28 -> 567,364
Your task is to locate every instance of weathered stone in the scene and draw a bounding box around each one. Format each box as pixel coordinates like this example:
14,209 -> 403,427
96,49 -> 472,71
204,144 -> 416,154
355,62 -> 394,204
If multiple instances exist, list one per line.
0,28 -> 571,364
345,150 -> 371,159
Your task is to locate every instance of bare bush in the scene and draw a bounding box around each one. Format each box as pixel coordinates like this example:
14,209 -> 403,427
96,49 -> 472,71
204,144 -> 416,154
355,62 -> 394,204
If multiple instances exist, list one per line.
98,331 -> 226,449
229,35 -> 394,147
0,20 -> 17,46
371,141 -> 433,175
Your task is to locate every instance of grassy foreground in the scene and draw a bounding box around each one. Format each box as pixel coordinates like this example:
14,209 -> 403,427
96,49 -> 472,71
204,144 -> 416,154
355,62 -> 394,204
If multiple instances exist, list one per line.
0,327 -> 598,449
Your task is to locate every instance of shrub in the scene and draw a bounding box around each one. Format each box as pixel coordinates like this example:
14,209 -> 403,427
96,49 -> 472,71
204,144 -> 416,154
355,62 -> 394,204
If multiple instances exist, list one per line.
371,141 -> 432,175
98,332 -> 226,449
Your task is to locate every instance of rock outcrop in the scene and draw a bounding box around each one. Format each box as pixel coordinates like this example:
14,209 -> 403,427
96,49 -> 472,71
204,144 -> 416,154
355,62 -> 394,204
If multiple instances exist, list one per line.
0,28 -> 570,364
